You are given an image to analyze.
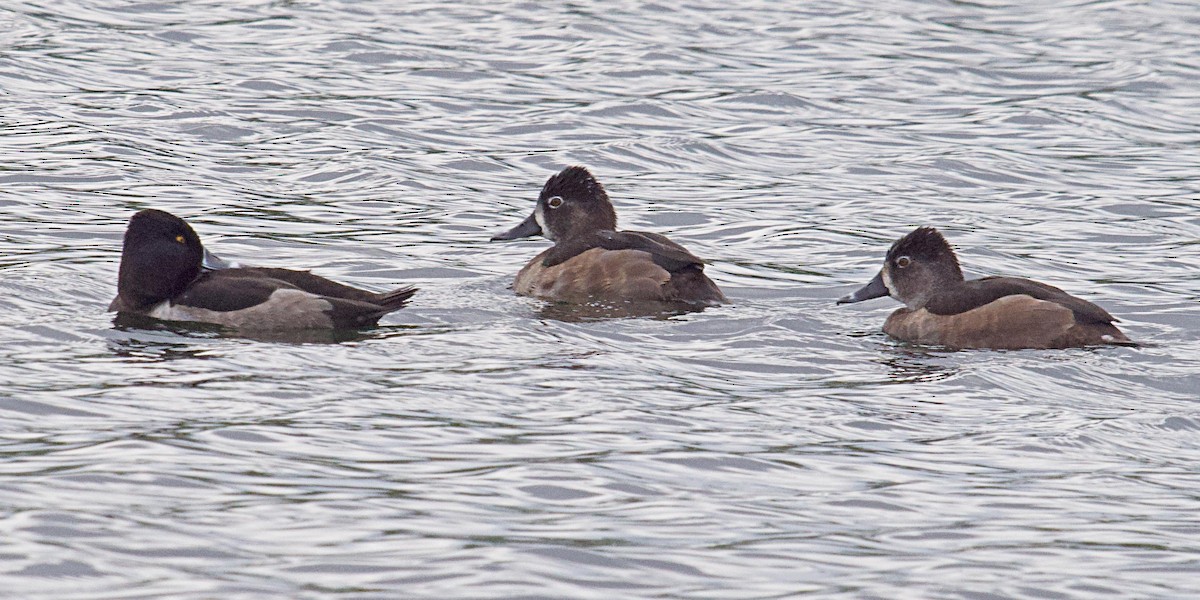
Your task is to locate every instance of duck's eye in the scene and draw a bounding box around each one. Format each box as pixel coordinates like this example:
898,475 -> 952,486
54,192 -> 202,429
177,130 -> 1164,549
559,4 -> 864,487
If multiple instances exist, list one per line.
547,196 -> 564,209
896,256 -> 912,268
174,235 -> 186,244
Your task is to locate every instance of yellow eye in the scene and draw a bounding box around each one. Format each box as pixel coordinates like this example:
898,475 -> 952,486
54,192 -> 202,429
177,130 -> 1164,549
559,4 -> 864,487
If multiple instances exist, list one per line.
175,235 -> 186,244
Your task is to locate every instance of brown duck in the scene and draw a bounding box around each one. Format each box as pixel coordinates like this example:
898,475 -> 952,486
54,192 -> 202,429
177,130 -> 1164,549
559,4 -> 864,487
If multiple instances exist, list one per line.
492,166 -> 726,306
838,227 -> 1132,349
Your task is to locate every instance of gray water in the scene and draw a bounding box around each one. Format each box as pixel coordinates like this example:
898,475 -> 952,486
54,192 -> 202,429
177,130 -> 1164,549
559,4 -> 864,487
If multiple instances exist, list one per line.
2,1 -> 1199,598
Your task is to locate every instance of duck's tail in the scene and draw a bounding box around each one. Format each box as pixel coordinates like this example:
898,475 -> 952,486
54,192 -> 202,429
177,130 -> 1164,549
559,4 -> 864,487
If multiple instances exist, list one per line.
375,285 -> 418,314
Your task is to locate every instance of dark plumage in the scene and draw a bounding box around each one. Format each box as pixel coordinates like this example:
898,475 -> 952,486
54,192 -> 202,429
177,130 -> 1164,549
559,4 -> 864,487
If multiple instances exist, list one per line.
109,209 -> 416,330
490,166 -> 726,306
837,226 -> 1131,349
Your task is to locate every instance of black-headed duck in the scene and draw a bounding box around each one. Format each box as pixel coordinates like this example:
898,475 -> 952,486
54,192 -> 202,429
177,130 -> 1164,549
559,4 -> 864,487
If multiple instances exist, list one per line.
491,166 -> 726,305
838,227 -> 1131,350
110,209 -> 416,330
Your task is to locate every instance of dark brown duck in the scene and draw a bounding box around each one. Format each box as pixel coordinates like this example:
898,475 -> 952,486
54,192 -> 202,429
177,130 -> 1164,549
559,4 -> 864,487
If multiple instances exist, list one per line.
491,166 -> 726,306
838,227 -> 1132,350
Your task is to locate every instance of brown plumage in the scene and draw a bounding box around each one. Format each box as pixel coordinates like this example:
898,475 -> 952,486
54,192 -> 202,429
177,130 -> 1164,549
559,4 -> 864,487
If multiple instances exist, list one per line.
515,248 -> 671,303
839,227 -> 1132,350
883,295 -> 1129,350
492,166 -> 726,306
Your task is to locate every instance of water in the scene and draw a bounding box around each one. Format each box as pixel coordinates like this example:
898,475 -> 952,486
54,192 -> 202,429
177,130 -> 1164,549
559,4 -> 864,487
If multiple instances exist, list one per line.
2,0 -> 1199,597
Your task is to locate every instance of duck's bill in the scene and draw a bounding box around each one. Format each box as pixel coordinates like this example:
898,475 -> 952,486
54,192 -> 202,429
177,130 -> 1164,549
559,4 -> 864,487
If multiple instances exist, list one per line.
837,271 -> 889,304
202,248 -> 239,271
491,213 -> 542,241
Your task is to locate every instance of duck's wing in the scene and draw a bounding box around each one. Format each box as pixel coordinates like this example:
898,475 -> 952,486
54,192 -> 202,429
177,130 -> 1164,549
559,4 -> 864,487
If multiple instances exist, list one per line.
208,267 -> 371,302
541,230 -> 704,273
172,272 -> 405,329
207,267 -> 416,309
174,273 -> 302,312
925,276 -> 1117,324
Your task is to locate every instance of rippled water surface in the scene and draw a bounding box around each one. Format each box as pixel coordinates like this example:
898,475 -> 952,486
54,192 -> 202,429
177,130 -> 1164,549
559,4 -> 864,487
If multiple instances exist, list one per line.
2,0 -> 1199,598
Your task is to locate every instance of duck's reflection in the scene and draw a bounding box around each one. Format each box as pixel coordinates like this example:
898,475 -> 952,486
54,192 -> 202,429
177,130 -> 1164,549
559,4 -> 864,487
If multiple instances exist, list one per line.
874,344 -> 959,385
109,313 -> 391,355
534,299 -> 711,323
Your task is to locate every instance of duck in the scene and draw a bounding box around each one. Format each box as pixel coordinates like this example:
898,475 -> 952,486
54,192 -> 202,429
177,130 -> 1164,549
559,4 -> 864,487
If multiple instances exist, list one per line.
490,166 -> 726,305
837,226 -> 1131,349
109,209 -> 416,330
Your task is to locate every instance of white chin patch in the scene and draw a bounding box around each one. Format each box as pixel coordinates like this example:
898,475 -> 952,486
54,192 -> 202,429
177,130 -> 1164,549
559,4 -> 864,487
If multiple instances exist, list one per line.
534,205 -> 553,240
881,268 -> 895,295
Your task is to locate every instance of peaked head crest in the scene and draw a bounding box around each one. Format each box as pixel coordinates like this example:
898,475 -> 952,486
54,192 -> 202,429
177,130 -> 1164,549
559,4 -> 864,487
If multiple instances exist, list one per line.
888,227 -> 956,262
541,165 -> 608,204
884,226 -> 964,286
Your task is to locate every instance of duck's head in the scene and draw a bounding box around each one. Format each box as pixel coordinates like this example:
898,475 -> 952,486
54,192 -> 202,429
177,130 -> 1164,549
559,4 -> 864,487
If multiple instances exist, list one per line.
116,209 -> 205,309
838,226 -> 964,309
492,166 -> 618,243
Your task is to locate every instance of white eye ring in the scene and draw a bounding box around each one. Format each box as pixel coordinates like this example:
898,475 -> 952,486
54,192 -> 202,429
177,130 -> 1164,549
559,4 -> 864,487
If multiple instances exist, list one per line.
547,196 -> 564,209
896,256 -> 912,268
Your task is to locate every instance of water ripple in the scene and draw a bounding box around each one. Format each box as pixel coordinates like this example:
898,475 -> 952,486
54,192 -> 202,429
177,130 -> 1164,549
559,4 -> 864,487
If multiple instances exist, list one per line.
2,0 -> 1199,598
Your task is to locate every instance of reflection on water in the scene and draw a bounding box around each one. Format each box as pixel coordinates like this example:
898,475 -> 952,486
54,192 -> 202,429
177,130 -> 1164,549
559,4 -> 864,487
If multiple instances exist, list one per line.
875,347 -> 960,385
2,0 -> 1199,598
533,299 -> 708,323
106,337 -> 216,363
111,313 -> 393,345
